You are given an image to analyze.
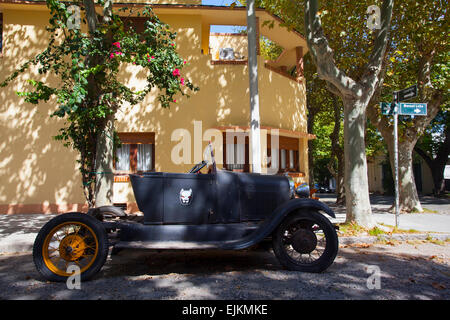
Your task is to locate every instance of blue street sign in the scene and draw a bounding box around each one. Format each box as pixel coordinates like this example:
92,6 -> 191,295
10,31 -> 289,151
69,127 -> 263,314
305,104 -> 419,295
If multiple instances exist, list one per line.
399,103 -> 427,116
380,102 -> 393,115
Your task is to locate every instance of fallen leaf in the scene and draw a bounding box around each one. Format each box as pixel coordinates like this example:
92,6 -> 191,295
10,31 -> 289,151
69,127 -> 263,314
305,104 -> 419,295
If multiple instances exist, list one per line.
353,243 -> 371,248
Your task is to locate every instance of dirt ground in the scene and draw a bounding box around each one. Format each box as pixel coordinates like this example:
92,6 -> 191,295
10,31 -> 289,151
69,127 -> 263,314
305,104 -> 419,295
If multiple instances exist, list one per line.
0,241 -> 449,300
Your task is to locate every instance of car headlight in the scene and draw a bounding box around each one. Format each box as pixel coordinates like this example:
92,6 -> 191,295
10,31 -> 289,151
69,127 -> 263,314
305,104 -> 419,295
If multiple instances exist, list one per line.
295,183 -> 310,198
286,174 -> 295,199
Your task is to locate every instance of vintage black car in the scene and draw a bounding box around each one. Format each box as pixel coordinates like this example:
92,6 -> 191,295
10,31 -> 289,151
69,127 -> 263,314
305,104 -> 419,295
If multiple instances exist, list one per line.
33,148 -> 338,282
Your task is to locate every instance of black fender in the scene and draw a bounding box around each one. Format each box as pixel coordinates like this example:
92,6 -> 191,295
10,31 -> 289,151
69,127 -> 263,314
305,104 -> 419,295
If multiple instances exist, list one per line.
87,205 -> 127,220
220,198 -> 336,250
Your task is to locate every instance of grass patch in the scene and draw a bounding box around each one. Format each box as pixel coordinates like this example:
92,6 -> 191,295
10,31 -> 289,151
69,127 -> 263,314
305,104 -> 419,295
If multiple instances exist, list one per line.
411,207 -> 438,214
337,222 -> 367,236
368,227 -> 385,236
338,222 -> 422,237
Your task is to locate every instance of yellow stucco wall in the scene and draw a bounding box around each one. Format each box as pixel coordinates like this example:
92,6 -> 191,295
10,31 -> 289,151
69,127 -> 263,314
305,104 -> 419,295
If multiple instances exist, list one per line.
0,5 -> 308,213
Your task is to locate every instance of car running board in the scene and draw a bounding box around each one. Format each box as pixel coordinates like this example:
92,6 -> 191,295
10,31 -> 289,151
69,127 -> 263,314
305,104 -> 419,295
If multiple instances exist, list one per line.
114,240 -> 229,250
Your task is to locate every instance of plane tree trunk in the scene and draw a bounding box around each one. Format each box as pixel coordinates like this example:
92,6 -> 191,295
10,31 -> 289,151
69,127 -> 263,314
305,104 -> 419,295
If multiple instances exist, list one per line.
305,0 -> 394,228
368,51 -> 444,212
84,0 -> 116,207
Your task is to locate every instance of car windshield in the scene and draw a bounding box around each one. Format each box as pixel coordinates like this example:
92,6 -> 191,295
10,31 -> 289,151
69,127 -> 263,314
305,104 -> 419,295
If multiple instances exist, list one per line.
203,142 -> 216,167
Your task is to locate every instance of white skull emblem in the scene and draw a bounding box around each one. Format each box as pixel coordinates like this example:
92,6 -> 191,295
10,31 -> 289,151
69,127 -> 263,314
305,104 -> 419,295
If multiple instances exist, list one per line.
180,188 -> 193,205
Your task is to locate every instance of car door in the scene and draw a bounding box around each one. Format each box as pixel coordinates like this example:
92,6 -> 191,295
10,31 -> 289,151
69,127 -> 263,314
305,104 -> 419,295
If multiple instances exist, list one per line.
162,172 -> 216,224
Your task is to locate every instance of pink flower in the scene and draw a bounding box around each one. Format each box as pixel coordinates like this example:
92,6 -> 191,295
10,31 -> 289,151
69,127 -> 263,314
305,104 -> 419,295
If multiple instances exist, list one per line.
183,60 -> 187,64
172,68 -> 181,77
113,42 -> 121,49
109,53 -> 115,59
173,99 -> 177,103
180,78 -> 185,85
171,43 -> 175,47
151,56 -> 155,59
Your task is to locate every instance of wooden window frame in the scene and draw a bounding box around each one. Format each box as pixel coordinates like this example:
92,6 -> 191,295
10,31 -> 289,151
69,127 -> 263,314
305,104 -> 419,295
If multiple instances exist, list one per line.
114,132 -> 155,182
222,132 -> 250,173
268,135 -> 301,174
0,12 -> 3,56
120,16 -> 153,34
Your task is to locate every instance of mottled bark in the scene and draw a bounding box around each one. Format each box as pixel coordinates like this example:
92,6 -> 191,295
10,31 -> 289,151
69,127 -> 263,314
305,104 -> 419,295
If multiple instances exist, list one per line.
85,0 -> 115,206
368,49 -> 444,211
388,140 -> 422,212
305,0 -> 393,228
343,97 -> 374,227
94,114 -> 115,207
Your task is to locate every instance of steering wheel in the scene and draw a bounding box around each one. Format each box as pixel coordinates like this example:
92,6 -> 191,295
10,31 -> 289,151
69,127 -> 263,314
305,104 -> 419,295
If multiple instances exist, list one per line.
188,161 -> 208,174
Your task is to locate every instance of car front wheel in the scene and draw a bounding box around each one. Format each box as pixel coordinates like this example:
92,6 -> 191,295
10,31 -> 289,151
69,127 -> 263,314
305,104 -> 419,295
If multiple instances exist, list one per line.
33,213 -> 109,282
272,210 -> 338,273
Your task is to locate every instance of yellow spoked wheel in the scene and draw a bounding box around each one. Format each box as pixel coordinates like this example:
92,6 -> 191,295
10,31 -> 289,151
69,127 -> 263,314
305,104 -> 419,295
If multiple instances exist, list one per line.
42,222 -> 99,277
33,213 -> 108,282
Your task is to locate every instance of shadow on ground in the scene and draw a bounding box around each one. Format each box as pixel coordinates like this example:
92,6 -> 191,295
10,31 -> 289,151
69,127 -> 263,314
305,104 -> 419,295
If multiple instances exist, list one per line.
0,243 -> 449,300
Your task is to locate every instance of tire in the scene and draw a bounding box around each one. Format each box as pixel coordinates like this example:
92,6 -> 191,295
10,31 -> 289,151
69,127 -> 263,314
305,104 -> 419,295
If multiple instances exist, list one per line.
272,210 -> 338,273
33,212 -> 109,282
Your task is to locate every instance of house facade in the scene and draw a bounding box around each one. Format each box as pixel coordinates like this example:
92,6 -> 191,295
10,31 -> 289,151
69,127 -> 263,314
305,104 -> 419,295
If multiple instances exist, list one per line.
367,154 -> 436,195
0,0 -> 312,214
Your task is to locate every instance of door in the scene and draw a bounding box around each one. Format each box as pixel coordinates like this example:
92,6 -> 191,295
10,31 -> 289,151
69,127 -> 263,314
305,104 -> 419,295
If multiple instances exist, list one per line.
162,173 -> 216,224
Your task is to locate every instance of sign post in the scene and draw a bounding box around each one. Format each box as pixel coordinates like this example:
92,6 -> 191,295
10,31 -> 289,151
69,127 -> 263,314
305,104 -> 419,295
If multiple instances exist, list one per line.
392,92 -> 400,228
380,84 -> 426,228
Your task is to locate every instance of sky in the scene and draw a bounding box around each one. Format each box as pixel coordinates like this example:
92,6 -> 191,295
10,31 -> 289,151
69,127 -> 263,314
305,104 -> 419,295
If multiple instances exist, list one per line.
201,0 -> 247,33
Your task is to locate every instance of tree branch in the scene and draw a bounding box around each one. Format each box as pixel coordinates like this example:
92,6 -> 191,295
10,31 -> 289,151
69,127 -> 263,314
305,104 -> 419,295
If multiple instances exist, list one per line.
360,0 -> 394,96
83,0 -> 99,34
304,0 -> 362,99
414,146 -> 433,169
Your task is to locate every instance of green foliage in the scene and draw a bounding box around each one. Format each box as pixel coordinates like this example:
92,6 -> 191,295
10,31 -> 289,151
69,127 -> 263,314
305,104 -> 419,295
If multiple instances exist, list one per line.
0,0 -> 198,204
259,36 -> 283,61
416,109 -> 450,158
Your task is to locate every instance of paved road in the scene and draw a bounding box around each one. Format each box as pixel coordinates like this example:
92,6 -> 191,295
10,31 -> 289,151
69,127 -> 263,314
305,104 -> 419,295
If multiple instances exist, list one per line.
0,196 -> 449,300
0,242 -> 448,300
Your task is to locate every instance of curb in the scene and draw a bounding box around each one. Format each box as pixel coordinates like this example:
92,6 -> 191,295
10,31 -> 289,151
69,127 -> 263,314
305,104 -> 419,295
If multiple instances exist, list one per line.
0,233 -> 38,254
1,233 -> 449,254
339,233 -> 450,245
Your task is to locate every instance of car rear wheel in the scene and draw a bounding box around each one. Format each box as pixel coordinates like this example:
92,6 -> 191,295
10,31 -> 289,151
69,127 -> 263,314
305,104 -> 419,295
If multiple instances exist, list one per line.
272,210 -> 338,273
33,213 -> 109,282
